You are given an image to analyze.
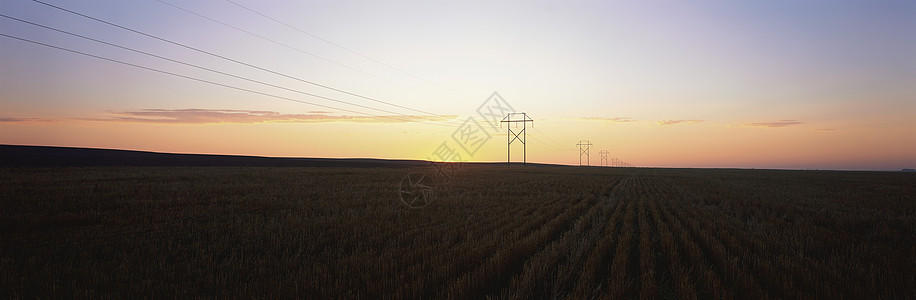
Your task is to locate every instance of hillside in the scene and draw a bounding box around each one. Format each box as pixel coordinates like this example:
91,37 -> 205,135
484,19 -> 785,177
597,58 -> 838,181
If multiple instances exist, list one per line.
0,144 -> 429,168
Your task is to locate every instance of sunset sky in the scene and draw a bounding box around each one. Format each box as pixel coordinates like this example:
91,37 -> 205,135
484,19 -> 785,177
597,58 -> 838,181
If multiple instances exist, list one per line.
1,0 -> 914,170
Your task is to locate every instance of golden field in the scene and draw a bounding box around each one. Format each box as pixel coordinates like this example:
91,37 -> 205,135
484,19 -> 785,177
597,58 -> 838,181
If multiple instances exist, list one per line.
1,165 -> 913,298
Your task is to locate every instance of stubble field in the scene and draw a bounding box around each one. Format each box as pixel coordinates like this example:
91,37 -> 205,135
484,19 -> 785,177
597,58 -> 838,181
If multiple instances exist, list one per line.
1,165 -> 914,298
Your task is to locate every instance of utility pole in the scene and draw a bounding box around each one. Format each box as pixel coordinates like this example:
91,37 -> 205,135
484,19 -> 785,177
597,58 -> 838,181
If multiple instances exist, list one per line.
577,140 -> 592,166
500,112 -> 534,166
599,150 -> 609,167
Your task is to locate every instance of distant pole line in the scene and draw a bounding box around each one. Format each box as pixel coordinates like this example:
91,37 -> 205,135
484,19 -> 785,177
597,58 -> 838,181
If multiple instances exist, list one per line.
600,150 -> 609,167
501,113 -> 534,166
31,0 -> 451,119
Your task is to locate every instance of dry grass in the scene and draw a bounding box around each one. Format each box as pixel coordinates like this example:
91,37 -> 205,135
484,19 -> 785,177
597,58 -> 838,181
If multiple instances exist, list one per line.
1,166 -> 914,298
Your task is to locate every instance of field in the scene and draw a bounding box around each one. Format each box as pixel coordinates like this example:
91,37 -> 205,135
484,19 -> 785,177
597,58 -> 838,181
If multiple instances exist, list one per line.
1,164 -> 914,298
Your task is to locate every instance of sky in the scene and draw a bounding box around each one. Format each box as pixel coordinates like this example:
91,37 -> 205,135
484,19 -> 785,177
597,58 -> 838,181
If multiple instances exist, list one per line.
1,0 -> 914,170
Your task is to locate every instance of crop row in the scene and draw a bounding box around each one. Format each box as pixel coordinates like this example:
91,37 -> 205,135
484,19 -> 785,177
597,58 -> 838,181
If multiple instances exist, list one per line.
1,166 -> 913,298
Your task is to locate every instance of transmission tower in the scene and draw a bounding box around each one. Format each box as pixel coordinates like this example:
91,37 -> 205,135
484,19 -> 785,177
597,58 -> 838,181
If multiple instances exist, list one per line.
577,140 -> 592,166
599,150 -> 609,167
500,112 -> 534,166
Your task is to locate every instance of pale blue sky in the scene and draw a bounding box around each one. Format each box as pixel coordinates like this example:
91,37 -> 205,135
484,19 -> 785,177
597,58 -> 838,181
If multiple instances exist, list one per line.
1,0 -> 914,169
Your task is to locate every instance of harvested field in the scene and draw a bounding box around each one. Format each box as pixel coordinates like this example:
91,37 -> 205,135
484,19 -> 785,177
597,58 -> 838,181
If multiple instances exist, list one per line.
1,165 -> 913,298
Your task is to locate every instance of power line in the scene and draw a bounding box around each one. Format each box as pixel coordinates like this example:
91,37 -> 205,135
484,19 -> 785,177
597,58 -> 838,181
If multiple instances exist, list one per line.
223,0 -> 476,102
527,136 -> 568,152
0,32 -> 447,125
8,2 -> 582,165
152,0 -> 461,106
32,0 -> 448,119
531,127 -> 573,150
0,13 -> 443,121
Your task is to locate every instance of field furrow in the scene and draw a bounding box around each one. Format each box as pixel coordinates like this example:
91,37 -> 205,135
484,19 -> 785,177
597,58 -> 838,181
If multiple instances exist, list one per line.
569,180 -> 629,298
653,183 -> 723,298
489,177 -> 624,298
660,177 -> 821,297
603,176 -> 639,298
636,177 -> 658,299
501,190 -> 608,298
647,183 -> 696,299
441,179 -> 607,298
2,166 -> 913,298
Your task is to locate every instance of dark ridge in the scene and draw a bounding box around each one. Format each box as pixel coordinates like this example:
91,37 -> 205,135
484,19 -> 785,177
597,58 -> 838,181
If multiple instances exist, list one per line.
0,144 -> 432,168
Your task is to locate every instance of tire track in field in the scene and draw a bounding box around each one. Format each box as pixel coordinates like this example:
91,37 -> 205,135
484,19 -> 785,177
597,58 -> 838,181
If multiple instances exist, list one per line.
653,180 -> 724,299
674,176 -> 851,298
406,204 -> 565,298
661,176 -> 840,298
324,177 -> 574,298
569,177 -> 630,298
641,176 -> 680,299
646,178 -> 696,299
636,176 -> 658,299
500,177 -> 623,298
549,177 -> 625,297
415,187 -> 573,298
655,177 -> 765,298
604,176 -> 639,298
440,177 -> 617,298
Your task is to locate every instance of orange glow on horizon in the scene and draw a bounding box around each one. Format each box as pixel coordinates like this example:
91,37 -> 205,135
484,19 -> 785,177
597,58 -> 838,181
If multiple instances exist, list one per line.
1,115 -> 912,171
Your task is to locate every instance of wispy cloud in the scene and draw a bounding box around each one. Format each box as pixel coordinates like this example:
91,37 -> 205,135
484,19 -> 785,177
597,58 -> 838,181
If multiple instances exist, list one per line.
579,116 -> 637,124
656,119 -> 703,126
742,120 -> 803,128
0,117 -> 54,124
87,109 -> 456,124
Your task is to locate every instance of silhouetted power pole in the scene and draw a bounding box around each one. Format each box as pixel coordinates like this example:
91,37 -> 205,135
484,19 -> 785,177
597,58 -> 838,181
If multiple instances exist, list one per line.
599,150 -> 609,167
577,140 -> 592,166
501,112 -> 533,166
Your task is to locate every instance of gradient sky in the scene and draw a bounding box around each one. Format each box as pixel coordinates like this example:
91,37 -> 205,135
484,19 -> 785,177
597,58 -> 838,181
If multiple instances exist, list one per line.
1,0 -> 914,170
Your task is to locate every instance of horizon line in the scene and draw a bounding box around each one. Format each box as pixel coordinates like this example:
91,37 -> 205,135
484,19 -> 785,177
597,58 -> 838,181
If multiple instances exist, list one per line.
0,144 -> 910,172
